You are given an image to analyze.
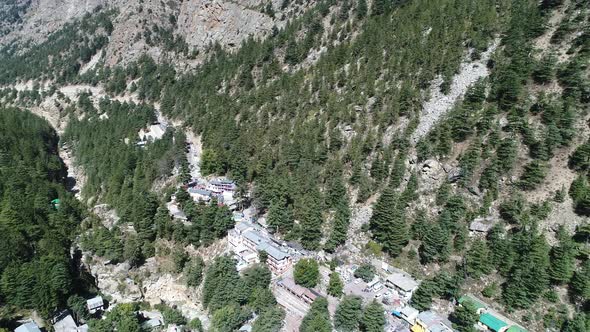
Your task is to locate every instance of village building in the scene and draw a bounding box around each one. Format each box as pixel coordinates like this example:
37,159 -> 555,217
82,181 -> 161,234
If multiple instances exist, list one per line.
188,188 -> 213,202
386,273 -> 419,299
53,314 -> 88,332
277,277 -> 320,305
478,312 -> 508,332
228,222 -> 292,274
411,311 -> 454,332
393,306 -> 419,325
207,178 -> 236,193
15,322 -> 41,332
86,296 -> 104,314
256,241 -> 292,275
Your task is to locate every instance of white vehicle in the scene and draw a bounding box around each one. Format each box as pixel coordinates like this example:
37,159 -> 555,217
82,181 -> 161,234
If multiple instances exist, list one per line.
354,278 -> 362,284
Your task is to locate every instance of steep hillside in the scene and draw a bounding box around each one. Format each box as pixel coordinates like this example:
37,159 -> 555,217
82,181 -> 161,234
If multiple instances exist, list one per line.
0,0 -> 589,331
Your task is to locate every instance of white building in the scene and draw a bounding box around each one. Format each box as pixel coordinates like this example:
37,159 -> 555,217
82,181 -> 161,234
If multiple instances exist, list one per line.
86,296 -> 104,314
386,273 -> 419,299
15,322 -> 41,332
228,222 -> 292,275
188,188 -> 213,202
207,178 -> 236,193
53,314 -> 88,332
397,306 -> 419,325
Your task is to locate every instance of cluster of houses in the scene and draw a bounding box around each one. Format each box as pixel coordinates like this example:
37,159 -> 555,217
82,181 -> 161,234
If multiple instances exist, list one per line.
228,220 -> 293,275
15,296 -> 104,332
167,177 -> 239,222
458,294 -> 527,332
187,177 -> 238,209
396,308 -> 454,332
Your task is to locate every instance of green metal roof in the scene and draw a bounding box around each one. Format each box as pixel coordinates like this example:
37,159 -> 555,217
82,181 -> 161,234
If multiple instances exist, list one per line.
458,295 -> 487,310
506,326 -> 527,332
479,313 -> 508,332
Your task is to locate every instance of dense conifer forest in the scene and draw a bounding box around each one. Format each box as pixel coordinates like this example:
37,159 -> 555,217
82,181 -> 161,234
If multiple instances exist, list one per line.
0,108 -> 91,324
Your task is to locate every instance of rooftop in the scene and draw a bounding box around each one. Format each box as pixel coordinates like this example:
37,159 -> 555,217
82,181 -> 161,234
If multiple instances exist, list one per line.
257,241 -> 289,261
243,230 -> 268,244
278,277 -> 318,301
210,178 -> 236,186
188,188 -> 212,196
87,295 -> 104,309
386,273 -> 419,291
400,306 -> 419,320
54,315 -> 77,332
417,311 -> 453,332
15,322 -> 41,332
479,312 -> 508,332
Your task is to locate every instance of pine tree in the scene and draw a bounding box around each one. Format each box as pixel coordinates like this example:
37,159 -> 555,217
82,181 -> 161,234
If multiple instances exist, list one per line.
569,259 -> 589,304
533,54 -> 557,84
328,272 -> 344,297
465,239 -> 491,278
548,226 -> 576,284
360,301 -> 385,332
356,0 -> 367,19
389,154 -> 406,189
185,256 -> 205,287
419,223 -> 451,264
450,301 -> 478,332
369,186 -> 408,256
325,204 -> 351,252
561,312 -> 587,332
502,232 -> 550,309
518,160 -> 546,190
569,140 -> 590,171
294,259 -> 320,288
252,307 -> 285,332
300,298 -> 331,332
411,280 -> 435,311
267,199 -> 292,233
334,296 -> 363,332
300,194 -> 324,250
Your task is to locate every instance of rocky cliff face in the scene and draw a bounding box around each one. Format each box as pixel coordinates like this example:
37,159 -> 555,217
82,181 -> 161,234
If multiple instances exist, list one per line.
0,0 -> 107,44
1,0 -> 306,67
177,0 -> 277,49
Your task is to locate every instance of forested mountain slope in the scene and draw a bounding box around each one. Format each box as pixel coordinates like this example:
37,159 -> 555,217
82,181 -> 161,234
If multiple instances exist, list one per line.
0,0 -> 589,331
0,108 -> 93,327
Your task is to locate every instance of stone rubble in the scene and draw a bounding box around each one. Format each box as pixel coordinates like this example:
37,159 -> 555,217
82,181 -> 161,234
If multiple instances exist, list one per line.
411,39 -> 500,144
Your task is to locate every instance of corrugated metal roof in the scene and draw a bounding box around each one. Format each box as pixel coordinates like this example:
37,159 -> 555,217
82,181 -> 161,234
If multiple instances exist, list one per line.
257,241 -> 289,260
15,322 -> 41,332
479,313 -> 508,332
86,296 -> 103,309
243,230 -> 266,244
